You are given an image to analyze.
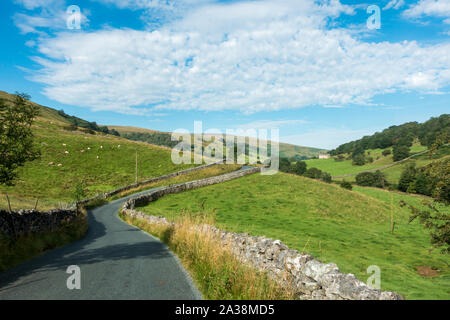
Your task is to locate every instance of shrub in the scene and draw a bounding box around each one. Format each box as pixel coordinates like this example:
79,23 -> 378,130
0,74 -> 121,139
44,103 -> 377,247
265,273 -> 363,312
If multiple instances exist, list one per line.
340,180 -> 353,190
63,123 -> 78,131
321,172 -> 332,183
355,171 -> 387,188
73,182 -> 87,201
382,149 -> 391,156
291,161 -> 307,175
279,158 -> 292,173
304,167 -> 322,179
352,154 -> 366,166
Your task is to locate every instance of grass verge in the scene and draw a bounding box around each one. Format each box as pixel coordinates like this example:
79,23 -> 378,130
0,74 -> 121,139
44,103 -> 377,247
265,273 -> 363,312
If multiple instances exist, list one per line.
119,210 -> 293,300
0,209 -> 88,272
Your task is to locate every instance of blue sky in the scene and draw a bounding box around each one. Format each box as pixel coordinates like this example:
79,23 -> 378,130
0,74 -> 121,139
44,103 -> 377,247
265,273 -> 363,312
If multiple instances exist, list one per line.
0,0 -> 449,149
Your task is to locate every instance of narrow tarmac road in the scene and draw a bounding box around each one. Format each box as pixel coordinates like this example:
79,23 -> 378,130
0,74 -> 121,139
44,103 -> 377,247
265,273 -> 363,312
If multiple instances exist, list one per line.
0,188 -> 202,300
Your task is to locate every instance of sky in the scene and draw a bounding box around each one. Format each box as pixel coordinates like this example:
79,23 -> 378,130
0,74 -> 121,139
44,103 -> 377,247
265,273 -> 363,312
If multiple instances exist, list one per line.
0,0 -> 449,150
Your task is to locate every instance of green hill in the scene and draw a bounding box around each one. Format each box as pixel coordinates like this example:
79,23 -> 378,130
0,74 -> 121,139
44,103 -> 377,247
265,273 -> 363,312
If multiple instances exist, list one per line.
109,125 -> 327,160
0,91 -> 196,210
330,114 -> 449,156
135,171 -> 450,299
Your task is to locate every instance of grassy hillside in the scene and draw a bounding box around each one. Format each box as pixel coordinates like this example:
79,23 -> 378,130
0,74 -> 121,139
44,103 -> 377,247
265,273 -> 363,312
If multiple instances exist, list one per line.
304,143 -> 444,184
278,143 -> 327,160
0,91 -> 196,210
110,125 -> 327,160
136,172 -> 450,299
106,125 -> 162,135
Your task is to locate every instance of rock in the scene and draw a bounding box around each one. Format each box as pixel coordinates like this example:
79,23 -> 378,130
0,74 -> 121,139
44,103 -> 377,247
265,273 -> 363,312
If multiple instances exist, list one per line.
304,261 -> 339,282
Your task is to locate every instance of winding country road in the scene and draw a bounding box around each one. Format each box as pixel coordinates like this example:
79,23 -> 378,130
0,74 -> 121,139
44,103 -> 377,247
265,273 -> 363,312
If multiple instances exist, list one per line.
0,188 -> 202,300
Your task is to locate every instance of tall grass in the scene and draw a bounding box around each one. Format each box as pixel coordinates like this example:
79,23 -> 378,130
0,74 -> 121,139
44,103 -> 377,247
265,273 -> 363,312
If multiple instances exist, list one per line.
0,209 -> 88,272
120,210 -> 293,300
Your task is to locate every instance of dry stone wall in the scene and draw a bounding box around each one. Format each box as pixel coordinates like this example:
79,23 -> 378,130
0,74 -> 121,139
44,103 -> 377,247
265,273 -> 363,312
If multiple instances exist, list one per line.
123,166 -> 261,210
0,162 -> 223,238
121,167 -> 403,300
78,161 -> 223,205
0,208 -> 80,237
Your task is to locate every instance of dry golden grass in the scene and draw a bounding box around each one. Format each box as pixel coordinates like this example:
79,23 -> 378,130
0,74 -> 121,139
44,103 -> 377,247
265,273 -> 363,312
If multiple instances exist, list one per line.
120,210 -> 294,300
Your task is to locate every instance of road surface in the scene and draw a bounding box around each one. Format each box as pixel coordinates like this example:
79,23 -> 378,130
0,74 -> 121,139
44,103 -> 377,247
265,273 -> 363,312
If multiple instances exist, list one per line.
0,188 -> 202,300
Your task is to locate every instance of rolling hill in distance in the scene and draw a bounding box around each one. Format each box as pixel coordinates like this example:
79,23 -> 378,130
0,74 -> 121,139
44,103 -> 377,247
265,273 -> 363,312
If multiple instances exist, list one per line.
108,124 -> 328,159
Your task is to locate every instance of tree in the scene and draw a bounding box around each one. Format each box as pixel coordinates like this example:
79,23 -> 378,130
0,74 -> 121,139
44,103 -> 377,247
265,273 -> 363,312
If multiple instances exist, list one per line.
321,172 -> 332,183
401,199 -> 449,254
352,154 -> 366,166
279,158 -> 292,173
0,93 -> 40,186
393,144 -> 410,162
291,161 -> 307,175
304,167 -> 322,179
398,163 -> 417,192
400,145 -> 449,253
110,129 -> 120,137
355,171 -> 387,188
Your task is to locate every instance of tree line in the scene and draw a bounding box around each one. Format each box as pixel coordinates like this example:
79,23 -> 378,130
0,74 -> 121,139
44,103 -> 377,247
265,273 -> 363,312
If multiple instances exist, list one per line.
58,109 -> 120,136
279,158 -> 332,183
330,114 -> 449,162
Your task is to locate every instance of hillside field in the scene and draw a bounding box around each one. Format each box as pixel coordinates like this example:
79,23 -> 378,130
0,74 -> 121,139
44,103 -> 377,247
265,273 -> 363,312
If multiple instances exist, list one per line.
0,92 -> 198,210
304,144 -> 445,185
136,172 -> 450,299
110,124 -> 327,160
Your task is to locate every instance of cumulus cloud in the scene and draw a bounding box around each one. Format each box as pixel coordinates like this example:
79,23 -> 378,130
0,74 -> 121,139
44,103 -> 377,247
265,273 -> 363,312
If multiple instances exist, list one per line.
14,0 -> 89,34
403,0 -> 450,19
23,0 -> 450,114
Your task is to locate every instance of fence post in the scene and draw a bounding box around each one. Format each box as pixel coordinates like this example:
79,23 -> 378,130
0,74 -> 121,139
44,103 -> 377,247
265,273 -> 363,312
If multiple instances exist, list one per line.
5,194 -> 12,213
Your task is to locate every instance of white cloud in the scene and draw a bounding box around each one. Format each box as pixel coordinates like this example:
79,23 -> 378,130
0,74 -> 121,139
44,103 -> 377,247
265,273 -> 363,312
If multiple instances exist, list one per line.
14,0 -> 60,10
14,0 -> 89,34
23,0 -> 450,114
383,0 -> 405,10
403,0 -> 450,19
282,128 -> 379,150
